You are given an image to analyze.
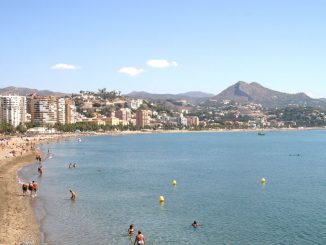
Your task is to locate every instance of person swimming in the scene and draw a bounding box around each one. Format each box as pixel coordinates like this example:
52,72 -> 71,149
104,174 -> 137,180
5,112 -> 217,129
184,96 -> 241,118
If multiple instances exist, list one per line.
128,224 -> 134,235
192,220 -> 199,228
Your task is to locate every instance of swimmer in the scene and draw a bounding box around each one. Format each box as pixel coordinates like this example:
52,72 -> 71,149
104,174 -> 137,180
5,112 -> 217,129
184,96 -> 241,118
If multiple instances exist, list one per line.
192,220 -> 199,228
134,230 -> 145,245
128,224 -> 134,235
72,163 -> 76,168
68,163 -> 72,168
70,189 -> 76,200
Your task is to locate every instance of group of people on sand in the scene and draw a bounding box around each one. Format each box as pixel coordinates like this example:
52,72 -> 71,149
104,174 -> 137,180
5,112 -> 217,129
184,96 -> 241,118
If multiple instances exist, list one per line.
22,181 -> 38,197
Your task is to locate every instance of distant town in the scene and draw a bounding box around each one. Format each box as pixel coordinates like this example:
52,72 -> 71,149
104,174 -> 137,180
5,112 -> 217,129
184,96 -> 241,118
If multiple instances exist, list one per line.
1,82 -> 326,134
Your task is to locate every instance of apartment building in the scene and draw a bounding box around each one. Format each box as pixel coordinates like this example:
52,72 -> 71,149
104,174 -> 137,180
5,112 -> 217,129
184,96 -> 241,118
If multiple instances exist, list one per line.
187,116 -> 199,127
0,95 -> 26,127
65,98 -> 76,124
136,110 -> 149,129
115,108 -> 132,125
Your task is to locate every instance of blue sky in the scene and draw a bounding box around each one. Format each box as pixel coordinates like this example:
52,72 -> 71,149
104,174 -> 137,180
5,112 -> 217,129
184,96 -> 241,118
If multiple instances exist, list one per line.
1,0 -> 326,97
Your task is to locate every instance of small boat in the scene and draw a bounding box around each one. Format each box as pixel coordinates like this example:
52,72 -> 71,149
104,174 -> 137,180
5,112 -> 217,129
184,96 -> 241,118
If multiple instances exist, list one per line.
77,138 -> 82,142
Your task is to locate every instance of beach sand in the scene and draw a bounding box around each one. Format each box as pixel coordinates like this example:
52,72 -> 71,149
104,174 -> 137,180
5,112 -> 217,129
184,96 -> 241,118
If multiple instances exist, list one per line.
0,153 -> 39,245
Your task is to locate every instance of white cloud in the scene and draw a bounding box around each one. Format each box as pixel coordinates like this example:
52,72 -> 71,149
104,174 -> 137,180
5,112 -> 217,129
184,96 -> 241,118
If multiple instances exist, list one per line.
51,63 -> 79,70
118,67 -> 144,76
146,59 -> 178,68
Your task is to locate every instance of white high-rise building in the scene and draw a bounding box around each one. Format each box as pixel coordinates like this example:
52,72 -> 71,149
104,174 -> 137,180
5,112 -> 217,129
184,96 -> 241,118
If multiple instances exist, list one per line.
57,98 -> 66,124
0,96 -> 27,127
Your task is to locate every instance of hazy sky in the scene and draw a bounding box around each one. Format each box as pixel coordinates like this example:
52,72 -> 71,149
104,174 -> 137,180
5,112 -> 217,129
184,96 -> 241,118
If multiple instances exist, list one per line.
1,0 -> 325,97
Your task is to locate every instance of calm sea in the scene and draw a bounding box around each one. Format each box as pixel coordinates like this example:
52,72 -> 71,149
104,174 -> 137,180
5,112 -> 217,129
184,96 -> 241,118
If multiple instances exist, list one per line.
19,131 -> 326,244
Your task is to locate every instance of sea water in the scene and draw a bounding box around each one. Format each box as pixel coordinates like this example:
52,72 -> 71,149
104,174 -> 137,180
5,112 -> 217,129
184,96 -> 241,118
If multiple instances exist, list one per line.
19,131 -> 326,244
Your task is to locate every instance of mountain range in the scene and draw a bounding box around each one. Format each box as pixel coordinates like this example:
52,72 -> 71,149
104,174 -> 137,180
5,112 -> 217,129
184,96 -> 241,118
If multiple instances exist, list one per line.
0,86 -> 67,97
1,82 -> 326,108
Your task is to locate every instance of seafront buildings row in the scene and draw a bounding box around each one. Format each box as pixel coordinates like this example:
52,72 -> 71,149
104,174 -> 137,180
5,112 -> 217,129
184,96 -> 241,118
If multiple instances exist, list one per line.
0,94 -> 76,127
0,94 -> 200,130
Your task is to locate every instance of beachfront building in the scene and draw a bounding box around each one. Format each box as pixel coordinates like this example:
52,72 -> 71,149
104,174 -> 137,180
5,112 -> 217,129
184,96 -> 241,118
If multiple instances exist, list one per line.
187,116 -> 199,127
0,95 -> 27,127
105,117 -> 120,126
57,98 -> 66,124
177,113 -> 188,127
115,108 -> 132,125
65,98 -> 76,124
136,110 -> 149,129
30,95 -> 59,126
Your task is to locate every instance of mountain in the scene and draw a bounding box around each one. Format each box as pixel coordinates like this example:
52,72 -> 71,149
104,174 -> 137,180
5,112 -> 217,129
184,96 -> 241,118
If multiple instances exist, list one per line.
212,81 -> 326,108
125,91 -> 214,104
0,86 -> 68,97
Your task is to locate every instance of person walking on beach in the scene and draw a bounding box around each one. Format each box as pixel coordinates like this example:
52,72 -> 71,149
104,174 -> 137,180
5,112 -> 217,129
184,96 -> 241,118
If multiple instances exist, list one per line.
70,189 -> 76,200
32,181 -> 38,197
28,182 -> 33,196
22,183 -> 28,195
134,230 -> 145,245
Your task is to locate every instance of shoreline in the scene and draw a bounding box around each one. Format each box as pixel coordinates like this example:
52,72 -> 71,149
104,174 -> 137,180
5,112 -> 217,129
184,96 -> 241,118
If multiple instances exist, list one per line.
1,126 -> 325,244
0,153 -> 39,245
0,134 -> 76,245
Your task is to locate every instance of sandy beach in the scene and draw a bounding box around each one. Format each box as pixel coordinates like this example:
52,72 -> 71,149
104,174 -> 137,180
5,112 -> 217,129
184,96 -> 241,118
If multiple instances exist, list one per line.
0,153 -> 39,245
0,134 -> 73,245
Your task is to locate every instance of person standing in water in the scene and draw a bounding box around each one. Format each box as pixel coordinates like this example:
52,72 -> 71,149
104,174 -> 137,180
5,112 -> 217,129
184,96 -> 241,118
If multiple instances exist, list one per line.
134,230 -> 145,245
38,165 -> 43,176
70,189 -> 76,200
128,224 -> 134,235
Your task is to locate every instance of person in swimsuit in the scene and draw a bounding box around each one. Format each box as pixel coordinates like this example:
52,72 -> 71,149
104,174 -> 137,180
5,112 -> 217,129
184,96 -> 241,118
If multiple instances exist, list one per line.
128,224 -> 134,235
22,183 -> 28,195
192,220 -> 199,228
28,182 -> 33,196
32,181 -> 38,197
70,189 -> 76,200
38,165 -> 43,175
134,230 -> 145,245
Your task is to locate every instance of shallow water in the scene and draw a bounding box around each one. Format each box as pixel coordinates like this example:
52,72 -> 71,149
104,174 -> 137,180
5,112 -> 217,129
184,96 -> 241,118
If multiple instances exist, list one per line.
19,131 -> 326,244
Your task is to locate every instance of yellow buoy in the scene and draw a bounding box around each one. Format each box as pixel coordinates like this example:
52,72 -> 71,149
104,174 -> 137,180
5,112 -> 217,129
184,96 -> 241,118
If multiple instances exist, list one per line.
159,196 -> 165,202
261,177 -> 266,184
172,180 -> 177,186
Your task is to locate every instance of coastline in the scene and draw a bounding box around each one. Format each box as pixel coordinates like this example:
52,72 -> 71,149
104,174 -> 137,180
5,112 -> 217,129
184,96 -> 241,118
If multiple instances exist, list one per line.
0,134 -> 76,245
0,153 -> 39,245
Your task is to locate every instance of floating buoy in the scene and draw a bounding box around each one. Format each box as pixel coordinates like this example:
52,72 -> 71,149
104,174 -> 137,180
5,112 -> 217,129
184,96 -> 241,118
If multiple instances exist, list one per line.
172,180 -> 177,186
159,196 -> 165,202
261,177 -> 266,184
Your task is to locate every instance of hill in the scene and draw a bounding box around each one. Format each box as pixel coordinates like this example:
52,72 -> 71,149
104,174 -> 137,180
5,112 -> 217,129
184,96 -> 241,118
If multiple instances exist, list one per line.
0,86 -> 68,97
125,91 -> 214,104
212,81 -> 326,108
